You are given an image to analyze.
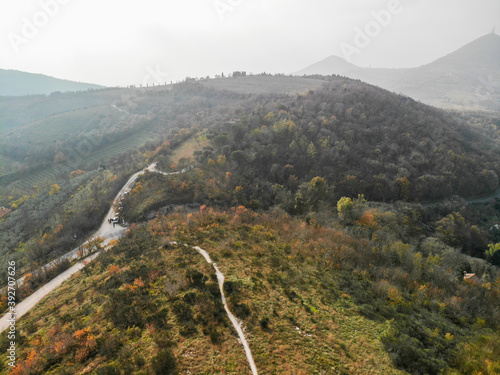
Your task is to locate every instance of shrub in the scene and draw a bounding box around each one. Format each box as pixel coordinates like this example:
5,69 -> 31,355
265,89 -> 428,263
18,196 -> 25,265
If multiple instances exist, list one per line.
152,348 -> 178,375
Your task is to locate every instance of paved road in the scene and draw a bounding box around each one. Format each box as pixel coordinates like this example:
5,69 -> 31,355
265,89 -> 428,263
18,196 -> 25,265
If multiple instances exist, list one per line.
0,162 -> 259,375
0,162 -> 157,332
0,252 -> 100,333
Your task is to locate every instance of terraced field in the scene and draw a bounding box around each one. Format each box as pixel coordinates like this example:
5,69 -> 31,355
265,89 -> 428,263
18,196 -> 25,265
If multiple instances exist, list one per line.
8,131 -> 158,190
0,105 -> 127,149
0,154 -> 20,177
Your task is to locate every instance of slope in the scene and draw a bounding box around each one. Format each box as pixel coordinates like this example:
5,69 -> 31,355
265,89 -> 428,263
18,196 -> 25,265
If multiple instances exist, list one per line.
0,69 -> 104,97
2,207 -> 497,374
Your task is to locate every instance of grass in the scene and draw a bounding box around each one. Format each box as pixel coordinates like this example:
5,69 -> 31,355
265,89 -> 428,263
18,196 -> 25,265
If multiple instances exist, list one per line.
201,76 -> 328,95
170,136 -> 209,165
0,209 -> 407,375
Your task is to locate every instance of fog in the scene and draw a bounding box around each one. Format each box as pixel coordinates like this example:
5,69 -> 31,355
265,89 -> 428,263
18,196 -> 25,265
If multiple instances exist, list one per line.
1,0 -> 499,86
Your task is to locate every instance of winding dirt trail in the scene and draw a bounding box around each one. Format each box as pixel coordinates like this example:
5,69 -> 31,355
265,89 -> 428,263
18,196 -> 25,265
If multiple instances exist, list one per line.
0,162 -> 259,375
193,246 -> 259,375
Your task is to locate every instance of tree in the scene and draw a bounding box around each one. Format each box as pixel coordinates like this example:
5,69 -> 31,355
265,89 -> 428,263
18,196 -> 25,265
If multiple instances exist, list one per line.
396,176 -> 410,201
486,243 -> 500,266
307,142 -> 317,160
337,195 -> 366,225
213,134 -> 229,148
337,197 -> 353,224
49,184 -> 61,196
230,150 -> 246,165
306,176 -> 327,210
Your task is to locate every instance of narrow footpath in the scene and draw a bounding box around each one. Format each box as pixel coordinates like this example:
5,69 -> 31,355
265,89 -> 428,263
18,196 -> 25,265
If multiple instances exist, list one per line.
193,246 -> 259,375
0,162 -> 259,375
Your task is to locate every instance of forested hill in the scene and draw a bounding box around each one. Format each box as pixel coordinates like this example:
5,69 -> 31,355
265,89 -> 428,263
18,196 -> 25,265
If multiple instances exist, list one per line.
207,77 -> 500,203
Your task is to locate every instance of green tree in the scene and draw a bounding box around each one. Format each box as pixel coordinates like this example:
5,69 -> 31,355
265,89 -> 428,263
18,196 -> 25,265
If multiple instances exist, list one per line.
152,348 -> 178,375
396,176 -> 410,201
337,195 -> 366,225
307,142 -> 317,160
212,134 -> 229,148
486,243 -> 500,266
307,176 -> 327,210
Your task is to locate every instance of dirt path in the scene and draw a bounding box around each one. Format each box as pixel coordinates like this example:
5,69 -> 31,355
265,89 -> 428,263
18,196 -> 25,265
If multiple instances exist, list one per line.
0,162 -> 259,374
193,246 -> 259,375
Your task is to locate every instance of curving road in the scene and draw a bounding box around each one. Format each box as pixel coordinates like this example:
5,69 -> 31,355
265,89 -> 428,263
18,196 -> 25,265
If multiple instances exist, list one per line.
0,161 -> 259,375
0,162 -> 158,332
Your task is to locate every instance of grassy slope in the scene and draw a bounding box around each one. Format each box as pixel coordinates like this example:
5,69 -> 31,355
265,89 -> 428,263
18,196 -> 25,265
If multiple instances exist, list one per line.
200,76 -> 328,95
170,137 -> 210,165
1,210 -> 405,375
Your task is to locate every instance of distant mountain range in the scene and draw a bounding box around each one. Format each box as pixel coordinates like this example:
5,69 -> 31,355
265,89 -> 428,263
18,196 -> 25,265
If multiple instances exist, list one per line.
295,33 -> 500,111
0,69 -> 105,96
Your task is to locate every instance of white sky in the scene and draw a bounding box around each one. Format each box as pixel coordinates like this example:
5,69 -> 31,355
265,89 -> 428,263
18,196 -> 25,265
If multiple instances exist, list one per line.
1,0 -> 499,87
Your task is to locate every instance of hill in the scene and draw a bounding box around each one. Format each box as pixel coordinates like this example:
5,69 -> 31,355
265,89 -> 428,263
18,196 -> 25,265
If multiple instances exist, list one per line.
295,33 -> 500,111
1,76 -> 500,375
0,76 -> 330,188
2,206 -> 498,374
122,78 -> 500,260
0,69 -> 104,97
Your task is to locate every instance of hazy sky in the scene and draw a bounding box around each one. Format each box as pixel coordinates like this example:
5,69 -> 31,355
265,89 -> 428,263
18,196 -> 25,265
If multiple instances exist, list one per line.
1,0 -> 499,87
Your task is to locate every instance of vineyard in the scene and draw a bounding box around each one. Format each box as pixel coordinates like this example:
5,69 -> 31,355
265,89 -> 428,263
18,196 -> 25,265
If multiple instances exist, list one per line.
8,131 -> 158,190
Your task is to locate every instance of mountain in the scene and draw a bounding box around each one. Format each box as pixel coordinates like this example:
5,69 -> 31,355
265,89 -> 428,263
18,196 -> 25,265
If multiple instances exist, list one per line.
295,33 -> 500,110
430,32 -> 500,70
0,69 -> 105,96
293,55 -> 361,76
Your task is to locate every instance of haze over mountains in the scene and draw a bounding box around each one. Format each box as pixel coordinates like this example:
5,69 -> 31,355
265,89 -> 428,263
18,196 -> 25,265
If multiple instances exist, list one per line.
295,32 -> 500,111
0,69 -> 104,96
3,33 -> 499,112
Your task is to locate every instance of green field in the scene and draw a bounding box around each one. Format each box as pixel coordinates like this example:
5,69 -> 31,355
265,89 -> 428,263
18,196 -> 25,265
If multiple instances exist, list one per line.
170,136 -> 209,164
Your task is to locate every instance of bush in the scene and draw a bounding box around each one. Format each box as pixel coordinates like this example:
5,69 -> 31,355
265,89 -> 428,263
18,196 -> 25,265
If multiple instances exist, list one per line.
152,348 -> 178,375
